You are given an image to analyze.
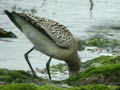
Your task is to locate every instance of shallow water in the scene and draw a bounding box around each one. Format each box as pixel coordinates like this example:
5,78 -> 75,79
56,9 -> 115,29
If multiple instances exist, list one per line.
0,0 -> 120,79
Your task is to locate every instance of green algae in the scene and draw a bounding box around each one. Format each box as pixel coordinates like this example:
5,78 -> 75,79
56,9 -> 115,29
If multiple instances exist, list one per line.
0,68 -> 42,83
0,84 -> 38,90
66,63 -> 120,86
0,56 -> 120,88
48,56 -> 120,74
0,84 -> 120,90
77,36 -> 120,55
85,35 -> 120,48
47,56 -> 120,86
64,55 -> 120,86
81,56 -> 120,68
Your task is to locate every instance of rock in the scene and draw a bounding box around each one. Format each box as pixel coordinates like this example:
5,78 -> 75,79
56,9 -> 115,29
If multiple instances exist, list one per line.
1,56 -> 120,89
0,68 -> 42,84
0,28 -> 17,38
0,84 -> 37,90
0,83 -> 120,90
81,56 -> 120,69
37,55 -> 120,87
65,56 -> 120,86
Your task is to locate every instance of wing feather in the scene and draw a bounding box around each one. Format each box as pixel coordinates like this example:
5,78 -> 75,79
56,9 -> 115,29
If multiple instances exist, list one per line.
12,12 -> 75,48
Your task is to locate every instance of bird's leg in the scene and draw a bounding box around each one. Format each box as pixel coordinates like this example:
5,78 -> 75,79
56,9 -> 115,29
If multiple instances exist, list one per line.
24,47 -> 38,78
46,56 -> 52,80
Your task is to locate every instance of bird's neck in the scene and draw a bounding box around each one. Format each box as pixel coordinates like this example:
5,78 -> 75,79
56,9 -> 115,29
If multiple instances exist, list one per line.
65,52 -> 80,77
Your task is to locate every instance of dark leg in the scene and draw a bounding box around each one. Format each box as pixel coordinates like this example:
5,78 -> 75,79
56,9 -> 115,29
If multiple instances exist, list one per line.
24,47 -> 37,78
46,56 -> 52,80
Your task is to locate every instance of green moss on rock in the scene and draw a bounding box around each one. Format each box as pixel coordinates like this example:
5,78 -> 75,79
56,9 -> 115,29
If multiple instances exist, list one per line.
77,36 -> 120,55
1,55 -> 120,88
0,84 -> 120,90
0,84 -> 37,90
81,56 -> 120,68
0,68 -> 42,83
84,37 -> 120,48
66,63 -> 120,86
38,55 -> 120,87
48,56 -> 120,75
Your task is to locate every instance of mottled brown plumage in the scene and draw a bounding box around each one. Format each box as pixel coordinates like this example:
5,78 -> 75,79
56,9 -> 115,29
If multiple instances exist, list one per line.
17,13 -> 75,48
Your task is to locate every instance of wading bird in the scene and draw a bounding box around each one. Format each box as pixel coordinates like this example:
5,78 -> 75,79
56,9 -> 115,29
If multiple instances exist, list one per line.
5,10 -> 80,79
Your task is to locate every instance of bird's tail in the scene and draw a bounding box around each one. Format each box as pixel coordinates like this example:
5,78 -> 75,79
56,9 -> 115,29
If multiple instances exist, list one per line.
4,10 -> 22,31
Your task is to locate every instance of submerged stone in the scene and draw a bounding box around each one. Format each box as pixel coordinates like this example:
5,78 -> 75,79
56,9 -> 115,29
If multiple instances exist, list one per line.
0,28 -> 17,38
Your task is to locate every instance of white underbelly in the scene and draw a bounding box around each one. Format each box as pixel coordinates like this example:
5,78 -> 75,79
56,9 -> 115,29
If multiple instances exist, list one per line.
26,29 -> 72,60
23,25 -> 60,56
